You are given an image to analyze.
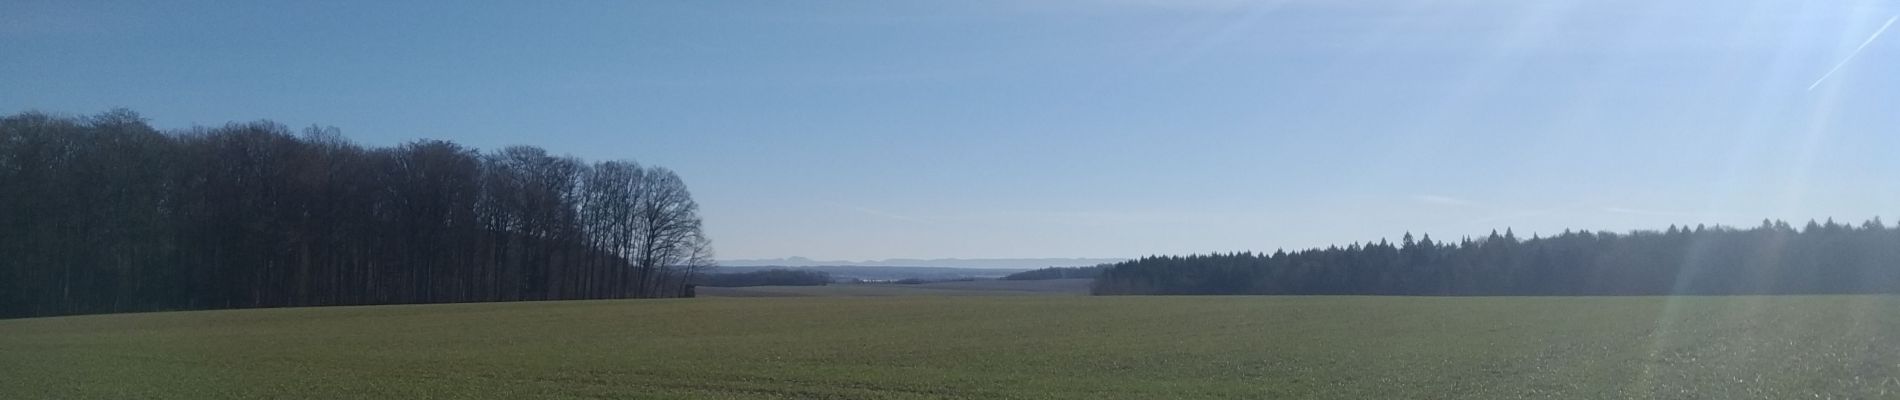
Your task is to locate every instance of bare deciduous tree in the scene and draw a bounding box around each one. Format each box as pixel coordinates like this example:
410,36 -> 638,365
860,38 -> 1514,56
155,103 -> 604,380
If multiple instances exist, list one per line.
0,110 -> 713,318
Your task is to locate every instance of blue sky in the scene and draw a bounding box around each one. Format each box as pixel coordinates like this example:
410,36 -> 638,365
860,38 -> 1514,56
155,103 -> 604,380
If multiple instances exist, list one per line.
5,0 -> 1898,260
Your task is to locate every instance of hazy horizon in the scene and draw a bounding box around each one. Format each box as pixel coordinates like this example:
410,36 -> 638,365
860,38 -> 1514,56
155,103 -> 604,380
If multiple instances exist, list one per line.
716,257 -> 1126,269
7,0 -> 1897,260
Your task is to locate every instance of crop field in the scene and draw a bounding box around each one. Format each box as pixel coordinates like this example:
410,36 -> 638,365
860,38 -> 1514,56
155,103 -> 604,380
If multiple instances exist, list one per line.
3,295 -> 1897,399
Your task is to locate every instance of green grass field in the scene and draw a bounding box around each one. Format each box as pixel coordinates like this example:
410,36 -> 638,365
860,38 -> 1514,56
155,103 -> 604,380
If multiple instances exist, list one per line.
4,295 -> 1898,399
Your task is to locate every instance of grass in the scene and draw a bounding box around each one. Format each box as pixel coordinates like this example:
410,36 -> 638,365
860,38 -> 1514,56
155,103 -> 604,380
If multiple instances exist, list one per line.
3,295 -> 1898,399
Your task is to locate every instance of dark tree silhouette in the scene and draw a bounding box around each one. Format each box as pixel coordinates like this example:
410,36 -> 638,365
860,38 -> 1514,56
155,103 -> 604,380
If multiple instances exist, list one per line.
0,110 -> 713,318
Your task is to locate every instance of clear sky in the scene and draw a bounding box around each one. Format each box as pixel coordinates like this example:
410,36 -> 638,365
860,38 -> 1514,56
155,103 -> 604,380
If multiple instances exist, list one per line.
5,0 -> 1898,261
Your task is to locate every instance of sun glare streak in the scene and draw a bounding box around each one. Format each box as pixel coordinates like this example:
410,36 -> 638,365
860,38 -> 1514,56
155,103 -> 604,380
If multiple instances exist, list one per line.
1648,3 -> 1814,390
1647,4 -> 1898,393
1784,9 -> 1883,219
1806,15 -> 1898,91
1707,0 -> 1811,220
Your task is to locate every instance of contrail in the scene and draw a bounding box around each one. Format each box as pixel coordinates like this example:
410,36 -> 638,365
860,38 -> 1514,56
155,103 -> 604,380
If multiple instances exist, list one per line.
1808,15 -> 1899,91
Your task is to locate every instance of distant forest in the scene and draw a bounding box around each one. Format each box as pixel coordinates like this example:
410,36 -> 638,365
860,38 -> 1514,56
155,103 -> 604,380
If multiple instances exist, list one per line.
696,269 -> 832,287
1003,266 -> 1106,280
0,110 -> 712,318
1095,219 -> 1900,296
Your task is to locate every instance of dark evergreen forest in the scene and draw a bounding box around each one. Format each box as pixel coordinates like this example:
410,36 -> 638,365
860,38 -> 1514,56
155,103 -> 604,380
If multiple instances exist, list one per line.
0,110 -> 712,318
1002,266 -> 1106,280
1095,220 -> 1900,296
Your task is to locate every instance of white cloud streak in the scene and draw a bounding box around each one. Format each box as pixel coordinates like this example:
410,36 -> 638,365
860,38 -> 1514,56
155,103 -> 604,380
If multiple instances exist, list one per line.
1411,194 -> 1476,207
1808,15 -> 1898,91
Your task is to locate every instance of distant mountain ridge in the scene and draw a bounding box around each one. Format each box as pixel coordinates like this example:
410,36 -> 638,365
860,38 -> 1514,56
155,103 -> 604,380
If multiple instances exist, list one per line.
718,257 -> 1125,269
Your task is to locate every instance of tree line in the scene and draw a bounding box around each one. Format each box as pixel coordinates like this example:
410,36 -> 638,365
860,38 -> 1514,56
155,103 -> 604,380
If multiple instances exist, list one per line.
1002,266 -> 1106,281
1093,219 -> 1900,296
0,110 -> 713,318
695,269 -> 832,287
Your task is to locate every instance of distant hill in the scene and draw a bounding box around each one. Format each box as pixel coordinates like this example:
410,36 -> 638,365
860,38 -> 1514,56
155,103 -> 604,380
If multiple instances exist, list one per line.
718,257 -> 1125,269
